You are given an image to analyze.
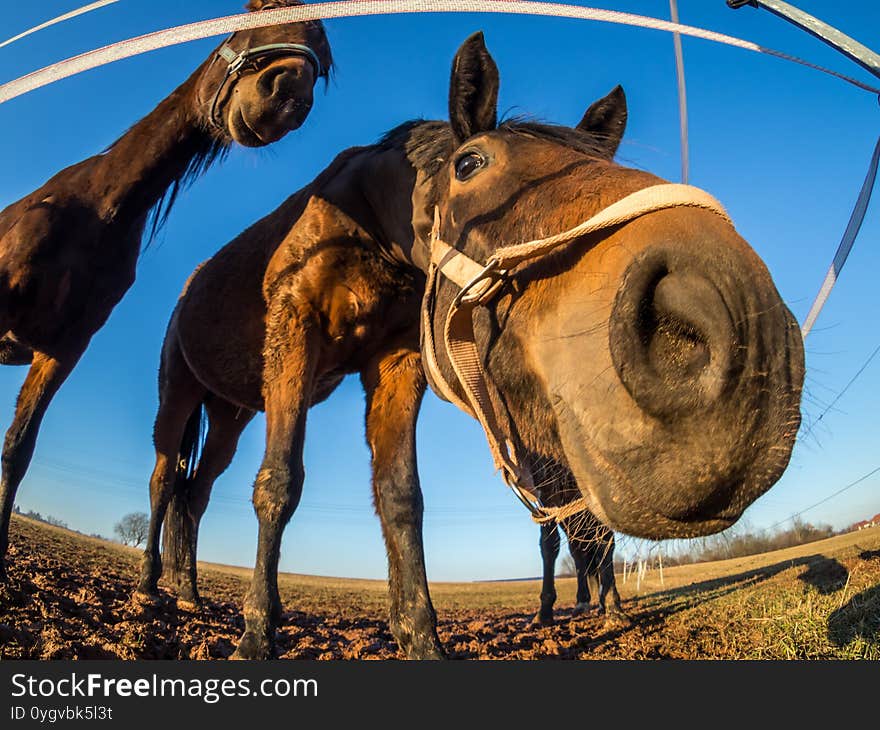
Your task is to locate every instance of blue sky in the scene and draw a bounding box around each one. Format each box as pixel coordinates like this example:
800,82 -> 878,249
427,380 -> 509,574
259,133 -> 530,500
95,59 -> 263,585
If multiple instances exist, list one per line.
1,1 -> 879,581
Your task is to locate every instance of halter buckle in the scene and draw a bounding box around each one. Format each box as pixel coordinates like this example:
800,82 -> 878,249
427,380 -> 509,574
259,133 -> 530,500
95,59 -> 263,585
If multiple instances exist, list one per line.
506,480 -> 548,520
454,257 -> 508,307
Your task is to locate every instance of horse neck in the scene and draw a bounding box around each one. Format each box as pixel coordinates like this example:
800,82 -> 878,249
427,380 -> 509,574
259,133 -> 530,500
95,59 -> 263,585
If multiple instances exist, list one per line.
356,153 -> 436,274
95,66 -> 217,222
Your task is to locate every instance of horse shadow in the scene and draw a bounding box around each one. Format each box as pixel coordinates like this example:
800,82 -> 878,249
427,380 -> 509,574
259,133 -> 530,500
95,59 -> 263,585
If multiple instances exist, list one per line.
560,556 -> 818,652
796,556 -> 848,595
583,553 -> 860,653
637,554 -> 821,605
827,585 -> 880,647
827,549 -> 880,647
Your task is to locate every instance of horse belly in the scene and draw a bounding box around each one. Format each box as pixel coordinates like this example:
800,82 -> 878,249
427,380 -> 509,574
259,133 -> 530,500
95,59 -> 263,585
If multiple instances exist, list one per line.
175,246 -> 268,412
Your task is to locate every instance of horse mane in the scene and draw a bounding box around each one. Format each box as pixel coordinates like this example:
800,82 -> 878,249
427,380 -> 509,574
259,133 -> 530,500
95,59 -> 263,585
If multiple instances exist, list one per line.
139,1 -> 337,244
97,60 -> 231,249
145,137 -> 230,246
137,0 -> 336,246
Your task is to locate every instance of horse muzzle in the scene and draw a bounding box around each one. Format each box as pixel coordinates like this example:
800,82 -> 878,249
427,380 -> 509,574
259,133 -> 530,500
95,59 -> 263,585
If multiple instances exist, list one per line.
532,209 -> 805,539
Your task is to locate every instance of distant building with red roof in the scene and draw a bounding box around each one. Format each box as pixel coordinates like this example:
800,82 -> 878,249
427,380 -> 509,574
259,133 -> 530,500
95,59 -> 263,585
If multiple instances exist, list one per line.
853,515 -> 880,531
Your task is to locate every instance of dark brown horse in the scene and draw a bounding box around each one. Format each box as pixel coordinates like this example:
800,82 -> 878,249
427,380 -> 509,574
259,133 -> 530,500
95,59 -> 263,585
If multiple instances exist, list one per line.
0,0 -> 332,579
534,464 -> 627,626
137,32 -> 804,659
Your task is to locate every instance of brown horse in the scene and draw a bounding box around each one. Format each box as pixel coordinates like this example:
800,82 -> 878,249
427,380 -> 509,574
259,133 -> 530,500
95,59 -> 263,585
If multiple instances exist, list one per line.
0,0 -> 333,579
534,464 -> 628,626
137,31 -> 803,660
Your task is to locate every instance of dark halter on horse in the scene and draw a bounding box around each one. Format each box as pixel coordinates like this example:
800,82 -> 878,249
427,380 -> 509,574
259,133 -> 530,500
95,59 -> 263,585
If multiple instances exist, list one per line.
206,31 -> 323,131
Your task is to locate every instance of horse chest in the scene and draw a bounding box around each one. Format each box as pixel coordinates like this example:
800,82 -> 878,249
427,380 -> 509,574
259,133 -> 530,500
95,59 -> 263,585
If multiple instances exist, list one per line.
0,200 -> 140,350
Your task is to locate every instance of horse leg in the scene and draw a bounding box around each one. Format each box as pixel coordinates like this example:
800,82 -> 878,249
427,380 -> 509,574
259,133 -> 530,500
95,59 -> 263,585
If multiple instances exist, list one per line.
135,334 -> 206,601
570,534 -> 596,616
598,534 -> 631,627
0,350 -> 80,580
231,309 -> 314,660
537,523 -> 560,625
361,341 -> 443,659
168,397 -> 254,607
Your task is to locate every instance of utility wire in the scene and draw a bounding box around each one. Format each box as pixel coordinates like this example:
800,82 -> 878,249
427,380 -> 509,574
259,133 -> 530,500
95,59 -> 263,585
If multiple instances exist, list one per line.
764,464 -> 880,532
800,340 -> 880,442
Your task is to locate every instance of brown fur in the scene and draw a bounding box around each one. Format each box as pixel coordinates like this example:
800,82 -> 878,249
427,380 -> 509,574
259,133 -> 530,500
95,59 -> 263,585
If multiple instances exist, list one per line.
137,32 -> 803,660
0,4 -> 333,578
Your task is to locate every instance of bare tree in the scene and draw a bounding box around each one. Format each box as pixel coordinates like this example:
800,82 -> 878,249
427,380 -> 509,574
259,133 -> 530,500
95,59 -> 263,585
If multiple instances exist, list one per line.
559,554 -> 576,577
114,512 -> 149,547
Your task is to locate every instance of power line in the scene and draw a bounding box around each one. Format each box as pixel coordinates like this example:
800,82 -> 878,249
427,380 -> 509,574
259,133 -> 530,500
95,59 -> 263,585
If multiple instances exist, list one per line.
764,463 -> 880,532
800,339 -> 880,442
3,0 -> 880,105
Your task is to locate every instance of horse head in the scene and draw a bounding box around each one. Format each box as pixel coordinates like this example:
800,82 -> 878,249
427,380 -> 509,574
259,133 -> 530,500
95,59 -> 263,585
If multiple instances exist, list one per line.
194,0 -> 333,147
417,32 -> 804,540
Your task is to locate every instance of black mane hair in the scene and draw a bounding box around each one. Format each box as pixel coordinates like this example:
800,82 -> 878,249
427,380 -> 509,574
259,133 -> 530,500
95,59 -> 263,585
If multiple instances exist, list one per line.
145,137 -> 230,246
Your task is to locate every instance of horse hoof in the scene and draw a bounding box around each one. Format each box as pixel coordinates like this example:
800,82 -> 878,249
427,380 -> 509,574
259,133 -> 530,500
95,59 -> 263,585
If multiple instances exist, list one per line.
404,640 -> 446,660
130,590 -> 161,607
533,612 -> 555,627
175,598 -> 202,612
604,612 -> 633,629
571,602 -> 595,617
230,632 -> 273,660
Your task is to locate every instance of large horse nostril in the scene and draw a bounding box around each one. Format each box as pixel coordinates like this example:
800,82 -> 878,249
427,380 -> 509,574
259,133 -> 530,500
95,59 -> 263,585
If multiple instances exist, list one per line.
647,273 -> 718,380
610,250 -> 739,419
257,66 -> 292,99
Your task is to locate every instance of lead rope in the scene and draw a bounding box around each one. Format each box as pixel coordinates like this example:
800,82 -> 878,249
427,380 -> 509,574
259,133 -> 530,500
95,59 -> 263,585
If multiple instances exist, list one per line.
424,183 -> 732,524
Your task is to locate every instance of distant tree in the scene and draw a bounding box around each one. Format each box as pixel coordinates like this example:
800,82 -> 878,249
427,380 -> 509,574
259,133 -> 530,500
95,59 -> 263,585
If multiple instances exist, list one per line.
18,509 -> 68,529
670,518 -> 840,565
114,512 -> 149,547
559,554 -> 576,577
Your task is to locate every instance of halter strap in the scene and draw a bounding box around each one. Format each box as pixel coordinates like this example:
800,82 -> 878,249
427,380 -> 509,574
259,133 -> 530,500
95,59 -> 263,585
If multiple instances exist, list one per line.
421,183 -> 732,524
207,34 -> 323,131
216,41 -> 323,78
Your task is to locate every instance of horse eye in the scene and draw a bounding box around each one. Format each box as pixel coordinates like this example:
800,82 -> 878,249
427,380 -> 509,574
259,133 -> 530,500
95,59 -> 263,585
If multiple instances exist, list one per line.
455,152 -> 486,181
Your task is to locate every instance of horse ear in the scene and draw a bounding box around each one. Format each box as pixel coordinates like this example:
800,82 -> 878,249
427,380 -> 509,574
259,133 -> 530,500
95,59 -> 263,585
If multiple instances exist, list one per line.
577,85 -> 628,159
448,32 -> 500,146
